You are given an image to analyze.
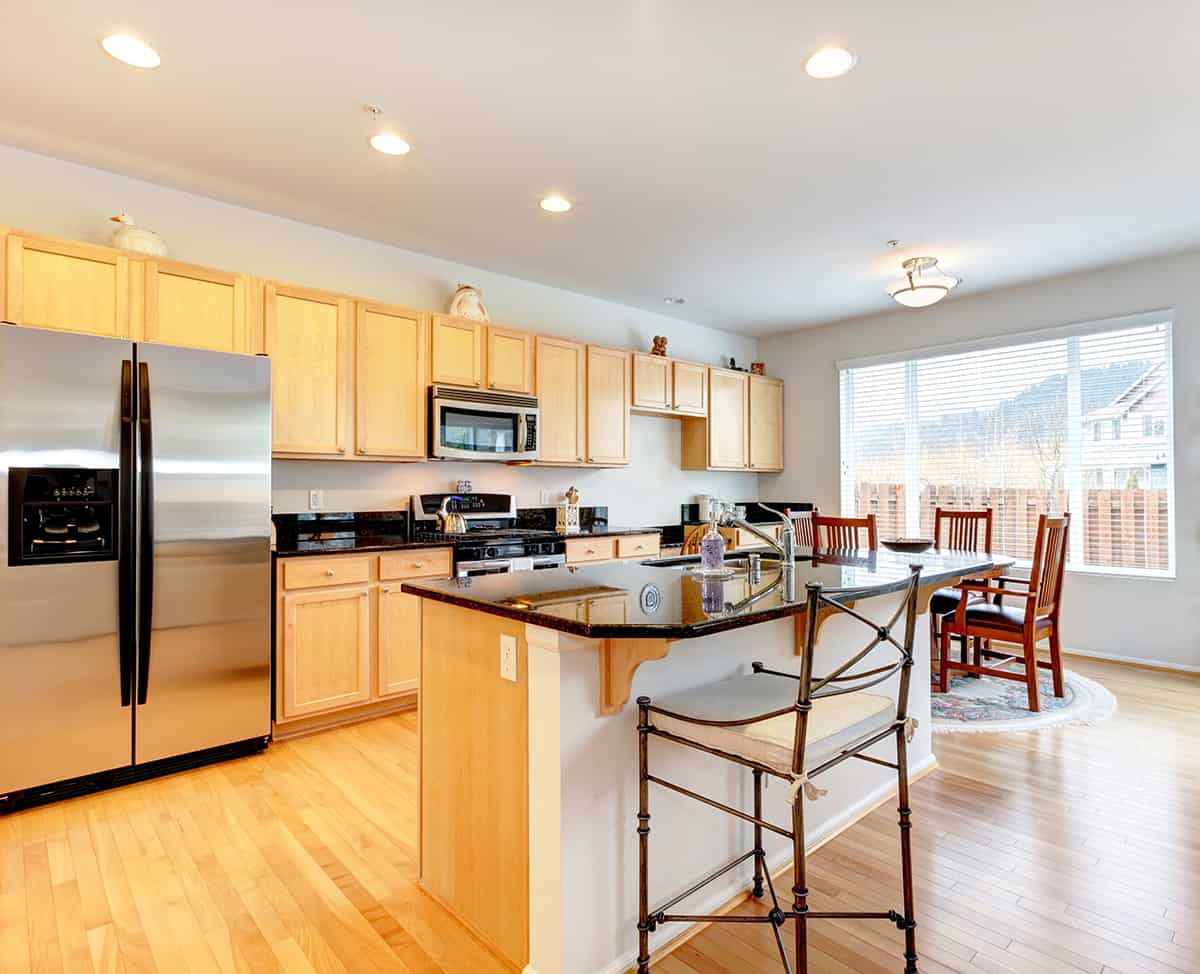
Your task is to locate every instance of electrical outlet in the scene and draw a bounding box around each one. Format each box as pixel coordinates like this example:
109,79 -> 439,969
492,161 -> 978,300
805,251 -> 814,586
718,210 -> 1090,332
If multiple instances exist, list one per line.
308,489 -> 324,510
500,634 -> 518,682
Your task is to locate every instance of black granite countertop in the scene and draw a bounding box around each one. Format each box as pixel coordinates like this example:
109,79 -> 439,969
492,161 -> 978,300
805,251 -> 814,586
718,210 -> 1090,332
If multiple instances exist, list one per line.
276,537 -> 453,557
563,526 -> 664,538
273,510 -> 453,557
402,548 -> 1014,640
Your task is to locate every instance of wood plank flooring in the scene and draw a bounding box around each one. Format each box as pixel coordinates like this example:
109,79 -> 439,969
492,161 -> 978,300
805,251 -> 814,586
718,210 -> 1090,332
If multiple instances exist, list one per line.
0,658 -> 1197,973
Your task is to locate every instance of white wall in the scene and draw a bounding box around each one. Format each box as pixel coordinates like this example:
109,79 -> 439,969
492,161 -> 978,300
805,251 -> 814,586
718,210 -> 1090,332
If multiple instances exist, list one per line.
760,251 -> 1200,670
0,143 -> 760,523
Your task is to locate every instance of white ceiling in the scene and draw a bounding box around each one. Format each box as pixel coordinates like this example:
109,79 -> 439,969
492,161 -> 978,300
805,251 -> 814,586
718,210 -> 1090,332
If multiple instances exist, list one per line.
2,2 -> 1198,336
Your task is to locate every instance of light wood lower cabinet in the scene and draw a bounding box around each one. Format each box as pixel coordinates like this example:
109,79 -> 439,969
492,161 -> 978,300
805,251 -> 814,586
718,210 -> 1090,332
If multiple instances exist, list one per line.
280,586 -> 371,719
274,548 -> 451,733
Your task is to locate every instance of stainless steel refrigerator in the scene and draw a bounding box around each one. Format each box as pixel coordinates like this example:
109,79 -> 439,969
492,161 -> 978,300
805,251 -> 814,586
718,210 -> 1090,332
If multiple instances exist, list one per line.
0,324 -> 272,806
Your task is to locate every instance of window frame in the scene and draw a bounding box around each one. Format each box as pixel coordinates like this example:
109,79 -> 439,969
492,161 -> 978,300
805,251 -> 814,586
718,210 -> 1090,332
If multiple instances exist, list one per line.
837,309 -> 1176,580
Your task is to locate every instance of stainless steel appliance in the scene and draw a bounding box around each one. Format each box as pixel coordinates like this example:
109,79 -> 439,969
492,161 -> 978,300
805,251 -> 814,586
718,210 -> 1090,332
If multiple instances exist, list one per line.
411,493 -> 565,576
0,324 -> 272,808
428,385 -> 539,461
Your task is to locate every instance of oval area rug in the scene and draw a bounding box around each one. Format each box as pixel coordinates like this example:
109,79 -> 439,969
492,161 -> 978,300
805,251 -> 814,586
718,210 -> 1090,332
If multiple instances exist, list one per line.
932,668 -> 1117,734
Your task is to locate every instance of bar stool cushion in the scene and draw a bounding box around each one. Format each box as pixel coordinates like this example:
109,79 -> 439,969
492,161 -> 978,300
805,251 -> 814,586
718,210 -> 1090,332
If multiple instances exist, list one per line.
650,673 -> 896,776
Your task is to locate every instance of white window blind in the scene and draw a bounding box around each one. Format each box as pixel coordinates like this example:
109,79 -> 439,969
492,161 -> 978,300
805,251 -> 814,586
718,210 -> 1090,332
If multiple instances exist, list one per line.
839,316 -> 1174,575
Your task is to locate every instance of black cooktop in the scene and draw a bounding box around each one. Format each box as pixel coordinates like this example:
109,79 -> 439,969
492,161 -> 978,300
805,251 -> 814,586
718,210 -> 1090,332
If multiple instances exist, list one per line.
414,527 -> 562,545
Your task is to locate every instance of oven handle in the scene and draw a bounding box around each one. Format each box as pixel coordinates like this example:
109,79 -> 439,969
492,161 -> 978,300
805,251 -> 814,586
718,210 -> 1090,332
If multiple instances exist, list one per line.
456,560 -> 514,577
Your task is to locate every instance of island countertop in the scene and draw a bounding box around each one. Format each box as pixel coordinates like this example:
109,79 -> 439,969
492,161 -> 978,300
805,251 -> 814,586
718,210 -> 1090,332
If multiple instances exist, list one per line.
402,547 -> 1014,640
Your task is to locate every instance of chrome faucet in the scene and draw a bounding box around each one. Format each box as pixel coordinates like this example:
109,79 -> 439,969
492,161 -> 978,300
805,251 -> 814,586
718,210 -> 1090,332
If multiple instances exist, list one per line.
717,503 -> 796,567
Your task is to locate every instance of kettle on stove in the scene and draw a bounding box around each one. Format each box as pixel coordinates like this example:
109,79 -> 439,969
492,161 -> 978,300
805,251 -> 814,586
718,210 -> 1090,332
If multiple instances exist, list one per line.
436,495 -> 468,534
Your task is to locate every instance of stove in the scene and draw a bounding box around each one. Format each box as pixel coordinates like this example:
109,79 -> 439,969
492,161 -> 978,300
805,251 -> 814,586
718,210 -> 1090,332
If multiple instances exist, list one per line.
411,493 -> 566,576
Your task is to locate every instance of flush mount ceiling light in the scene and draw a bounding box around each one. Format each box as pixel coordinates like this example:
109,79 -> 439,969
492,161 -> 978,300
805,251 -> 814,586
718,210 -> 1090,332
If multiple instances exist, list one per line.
804,47 -> 856,79
887,256 -> 959,308
540,194 -> 572,213
368,133 -> 411,156
100,34 -> 160,68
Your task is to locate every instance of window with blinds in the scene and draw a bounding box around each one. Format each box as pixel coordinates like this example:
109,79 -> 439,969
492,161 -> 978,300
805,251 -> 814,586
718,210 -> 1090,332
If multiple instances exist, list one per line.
839,315 -> 1174,575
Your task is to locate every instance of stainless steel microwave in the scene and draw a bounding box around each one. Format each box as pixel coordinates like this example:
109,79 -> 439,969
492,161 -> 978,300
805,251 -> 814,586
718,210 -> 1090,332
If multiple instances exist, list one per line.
429,385 -> 540,461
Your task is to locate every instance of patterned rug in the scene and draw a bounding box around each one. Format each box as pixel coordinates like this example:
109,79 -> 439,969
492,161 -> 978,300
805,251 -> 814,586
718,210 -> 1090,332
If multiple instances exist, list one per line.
932,668 -> 1117,734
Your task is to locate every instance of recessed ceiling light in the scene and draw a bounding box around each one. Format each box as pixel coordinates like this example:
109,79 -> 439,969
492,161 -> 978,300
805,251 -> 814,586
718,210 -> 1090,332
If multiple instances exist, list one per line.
100,34 -> 160,69
805,47 -> 856,80
663,296 -> 687,305
540,194 -> 572,213
369,133 -> 411,156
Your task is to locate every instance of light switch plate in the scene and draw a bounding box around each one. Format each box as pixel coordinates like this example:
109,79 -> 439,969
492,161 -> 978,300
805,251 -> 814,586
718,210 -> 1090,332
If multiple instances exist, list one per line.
308,489 -> 324,510
500,634 -> 518,682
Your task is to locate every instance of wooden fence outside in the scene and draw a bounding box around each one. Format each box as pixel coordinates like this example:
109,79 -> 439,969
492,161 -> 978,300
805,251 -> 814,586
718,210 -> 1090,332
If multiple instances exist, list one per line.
854,482 -> 1170,570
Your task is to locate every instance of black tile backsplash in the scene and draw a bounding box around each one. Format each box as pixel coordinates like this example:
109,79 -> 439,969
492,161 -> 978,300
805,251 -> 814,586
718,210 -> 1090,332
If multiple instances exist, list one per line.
680,500 -> 814,524
517,505 -> 609,532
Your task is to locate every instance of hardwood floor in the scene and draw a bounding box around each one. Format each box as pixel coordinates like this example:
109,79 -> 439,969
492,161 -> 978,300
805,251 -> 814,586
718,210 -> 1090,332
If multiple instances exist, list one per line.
0,658 -> 1197,973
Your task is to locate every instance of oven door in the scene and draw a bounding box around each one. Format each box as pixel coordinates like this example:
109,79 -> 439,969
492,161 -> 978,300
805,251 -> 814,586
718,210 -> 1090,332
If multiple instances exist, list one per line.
432,398 -> 525,461
456,559 -> 513,578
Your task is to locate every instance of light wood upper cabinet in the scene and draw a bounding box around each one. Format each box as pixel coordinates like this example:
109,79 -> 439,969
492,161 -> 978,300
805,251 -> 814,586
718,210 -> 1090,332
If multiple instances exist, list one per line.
749,374 -> 784,472
280,586 -> 371,719
632,353 -> 671,411
4,232 -> 130,338
586,345 -> 631,465
486,326 -> 534,394
673,361 -> 708,416
356,302 -> 427,458
707,367 -> 750,470
266,282 -> 352,456
431,314 -> 483,387
144,259 -> 252,353
536,335 -> 586,463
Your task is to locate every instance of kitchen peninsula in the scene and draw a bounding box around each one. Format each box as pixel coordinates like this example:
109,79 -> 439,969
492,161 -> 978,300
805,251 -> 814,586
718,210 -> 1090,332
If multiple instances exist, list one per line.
404,547 -> 1011,974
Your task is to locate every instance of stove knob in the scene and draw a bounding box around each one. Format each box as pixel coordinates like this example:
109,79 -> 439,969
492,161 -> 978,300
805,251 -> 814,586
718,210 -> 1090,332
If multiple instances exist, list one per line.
484,546 -> 498,560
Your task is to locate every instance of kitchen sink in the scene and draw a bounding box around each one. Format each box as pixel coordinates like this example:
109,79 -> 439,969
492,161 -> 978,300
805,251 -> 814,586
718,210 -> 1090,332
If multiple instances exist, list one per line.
641,551 -> 786,570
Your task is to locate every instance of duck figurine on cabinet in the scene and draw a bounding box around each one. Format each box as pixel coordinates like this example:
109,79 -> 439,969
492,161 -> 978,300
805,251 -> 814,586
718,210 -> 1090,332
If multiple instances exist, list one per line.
110,212 -> 168,257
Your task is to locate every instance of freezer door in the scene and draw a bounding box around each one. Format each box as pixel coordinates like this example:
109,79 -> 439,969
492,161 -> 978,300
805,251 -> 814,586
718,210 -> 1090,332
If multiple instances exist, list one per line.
0,325 -> 134,796
133,344 -> 271,763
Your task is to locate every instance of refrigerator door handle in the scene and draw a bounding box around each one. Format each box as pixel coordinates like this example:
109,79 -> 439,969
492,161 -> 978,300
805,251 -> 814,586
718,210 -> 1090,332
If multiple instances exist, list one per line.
118,360 -> 135,707
136,362 -> 155,706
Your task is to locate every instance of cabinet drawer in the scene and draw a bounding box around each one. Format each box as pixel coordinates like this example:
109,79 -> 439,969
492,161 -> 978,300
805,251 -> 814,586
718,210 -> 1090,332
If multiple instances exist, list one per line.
617,534 -> 661,559
565,537 -> 617,564
379,547 -> 453,580
282,555 -> 371,590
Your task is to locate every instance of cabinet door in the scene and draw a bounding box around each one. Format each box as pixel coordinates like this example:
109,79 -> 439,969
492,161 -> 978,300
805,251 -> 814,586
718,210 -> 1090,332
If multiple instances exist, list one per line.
431,314 -> 483,387
486,326 -> 534,394
708,368 -> 749,470
749,374 -> 784,472
280,587 -> 371,718
377,585 -> 423,697
356,302 -> 427,458
145,260 -> 251,353
266,282 -> 352,456
632,353 -> 671,411
586,594 -> 629,625
673,361 -> 708,416
586,345 -> 631,465
536,336 -> 586,463
4,232 -> 130,337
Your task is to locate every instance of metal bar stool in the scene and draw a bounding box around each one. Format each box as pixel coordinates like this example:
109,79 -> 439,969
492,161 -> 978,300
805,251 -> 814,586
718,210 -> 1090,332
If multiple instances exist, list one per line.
635,567 -> 923,973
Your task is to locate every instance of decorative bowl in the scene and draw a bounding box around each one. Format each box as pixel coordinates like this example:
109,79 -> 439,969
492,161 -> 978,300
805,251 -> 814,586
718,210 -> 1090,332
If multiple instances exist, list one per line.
881,538 -> 934,553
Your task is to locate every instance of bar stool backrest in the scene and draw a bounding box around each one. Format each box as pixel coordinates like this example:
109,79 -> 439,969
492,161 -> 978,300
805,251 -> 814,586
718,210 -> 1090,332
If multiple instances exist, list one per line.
790,568 -> 922,779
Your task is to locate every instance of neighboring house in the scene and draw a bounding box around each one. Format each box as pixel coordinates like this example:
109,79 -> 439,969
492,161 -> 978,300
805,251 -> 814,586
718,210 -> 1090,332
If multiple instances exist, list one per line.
1081,361 -> 1169,489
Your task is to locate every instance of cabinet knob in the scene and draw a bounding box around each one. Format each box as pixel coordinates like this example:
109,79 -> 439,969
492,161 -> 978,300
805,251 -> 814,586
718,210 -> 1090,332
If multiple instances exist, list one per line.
338,447 -> 346,454
489,382 -> 496,389
413,561 -> 425,568
382,586 -> 392,594
360,591 -> 368,598
325,569 -> 335,576
586,548 -> 596,555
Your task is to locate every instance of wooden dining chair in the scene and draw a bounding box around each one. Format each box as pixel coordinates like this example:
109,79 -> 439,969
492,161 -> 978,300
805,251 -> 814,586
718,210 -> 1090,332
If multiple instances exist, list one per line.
786,507 -> 818,547
938,514 -> 1069,712
812,512 -> 878,550
929,508 -> 994,679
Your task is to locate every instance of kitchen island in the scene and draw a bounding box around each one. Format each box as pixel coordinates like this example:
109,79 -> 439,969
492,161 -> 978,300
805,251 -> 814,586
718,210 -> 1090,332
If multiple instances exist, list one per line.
403,548 -> 1011,974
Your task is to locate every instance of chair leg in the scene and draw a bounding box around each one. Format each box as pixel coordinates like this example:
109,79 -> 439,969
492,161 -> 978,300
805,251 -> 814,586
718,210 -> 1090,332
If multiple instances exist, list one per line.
928,613 -> 938,686
1049,629 -> 1065,698
896,727 -> 919,974
752,769 -> 765,898
791,794 -> 809,974
637,700 -> 652,974
938,627 -> 951,694
972,636 -> 982,671
1023,639 -> 1042,713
